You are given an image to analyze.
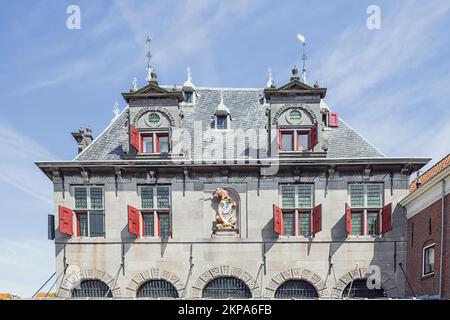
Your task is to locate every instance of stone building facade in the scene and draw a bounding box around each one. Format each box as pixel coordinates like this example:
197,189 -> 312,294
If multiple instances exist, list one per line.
36,66 -> 429,299
400,155 -> 450,298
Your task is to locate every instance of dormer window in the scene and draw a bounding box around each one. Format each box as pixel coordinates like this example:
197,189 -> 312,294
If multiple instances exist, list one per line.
141,132 -> 169,153
216,115 -> 228,129
279,129 -> 310,152
184,91 -> 194,103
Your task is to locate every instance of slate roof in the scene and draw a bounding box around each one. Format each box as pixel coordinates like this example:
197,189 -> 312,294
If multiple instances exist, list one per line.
75,87 -> 384,161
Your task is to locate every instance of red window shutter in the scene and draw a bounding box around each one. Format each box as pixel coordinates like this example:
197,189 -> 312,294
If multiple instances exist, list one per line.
381,203 -> 392,234
312,204 -> 322,235
127,205 -> 140,237
278,128 -> 282,151
59,206 -> 73,236
130,125 -> 140,151
345,203 -> 352,235
309,122 -> 318,150
273,204 -> 283,235
329,112 -> 339,127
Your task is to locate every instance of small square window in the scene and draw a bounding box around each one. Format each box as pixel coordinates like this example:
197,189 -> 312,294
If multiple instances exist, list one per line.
158,213 -> 170,237
184,92 -> 193,103
423,245 -> 435,276
143,136 -> 153,153
281,132 -> 294,151
367,211 -> 379,236
157,134 -> 169,153
77,213 -> 88,237
282,211 -> 295,236
298,213 -> 310,236
143,213 -> 155,237
351,212 -> 363,236
297,132 -> 309,152
216,116 -> 228,129
141,187 -> 154,209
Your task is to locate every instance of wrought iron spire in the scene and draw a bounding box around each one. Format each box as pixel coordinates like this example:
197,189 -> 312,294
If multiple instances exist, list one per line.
145,34 -> 157,84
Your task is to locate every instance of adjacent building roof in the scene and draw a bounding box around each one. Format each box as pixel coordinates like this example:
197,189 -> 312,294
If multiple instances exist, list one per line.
75,87 -> 384,161
408,154 -> 450,193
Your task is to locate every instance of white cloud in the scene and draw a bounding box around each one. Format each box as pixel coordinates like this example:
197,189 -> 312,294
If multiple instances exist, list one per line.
314,0 -> 450,167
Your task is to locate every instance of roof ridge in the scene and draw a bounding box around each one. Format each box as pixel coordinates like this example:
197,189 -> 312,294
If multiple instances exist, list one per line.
160,85 -> 263,91
73,106 -> 129,161
339,118 -> 385,156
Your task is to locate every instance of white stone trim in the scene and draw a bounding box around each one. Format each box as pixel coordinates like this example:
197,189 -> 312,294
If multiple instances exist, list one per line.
332,267 -> 398,299
264,268 -> 329,298
190,265 -> 260,299
125,268 -> 185,298
58,268 -> 121,298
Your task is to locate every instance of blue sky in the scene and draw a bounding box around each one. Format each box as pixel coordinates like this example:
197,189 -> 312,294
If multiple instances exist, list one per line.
0,0 -> 449,297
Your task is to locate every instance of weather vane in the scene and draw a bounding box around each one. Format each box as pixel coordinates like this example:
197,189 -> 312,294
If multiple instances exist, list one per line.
297,33 -> 307,84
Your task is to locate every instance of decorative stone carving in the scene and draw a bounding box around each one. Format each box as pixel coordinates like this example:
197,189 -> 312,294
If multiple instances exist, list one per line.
58,268 -> 120,298
126,268 -> 185,298
212,188 -> 237,229
190,265 -> 259,299
132,106 -> 176,126
271,103 -> 317,125
265,268 -> 327,298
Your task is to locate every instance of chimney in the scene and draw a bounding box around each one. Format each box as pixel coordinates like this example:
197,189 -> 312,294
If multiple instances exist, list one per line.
71,127 -> 93,154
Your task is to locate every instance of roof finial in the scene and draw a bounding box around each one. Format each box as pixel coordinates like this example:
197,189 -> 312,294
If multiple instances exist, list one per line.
266,67 -> 275,88
113,102 -> 120,120
145,34 -> 158,84
184,67 -> 194,88
216,90 -> 230,116
130,77 -> 138,92
297,33 -> 307,84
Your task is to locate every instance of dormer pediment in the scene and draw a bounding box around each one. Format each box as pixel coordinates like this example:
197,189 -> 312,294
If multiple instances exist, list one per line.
122,83 -> 184,103
264,79 -> 327,100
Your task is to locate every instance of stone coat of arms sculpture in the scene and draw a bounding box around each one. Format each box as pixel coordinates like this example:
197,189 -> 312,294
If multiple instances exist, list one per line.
213,188 -> 237,229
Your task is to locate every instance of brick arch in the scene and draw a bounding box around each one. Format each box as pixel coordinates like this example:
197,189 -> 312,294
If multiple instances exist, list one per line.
332,267 -> 398,298
190,265 -> 260,298
58,267 -> 121,298
125,268 -> 185,298
264,268 -> 329,298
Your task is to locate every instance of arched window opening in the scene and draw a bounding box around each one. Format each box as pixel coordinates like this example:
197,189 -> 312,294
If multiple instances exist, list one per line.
202,277 -> 252,299
342,279 -> 386,299
72,279 -> 112,298
275,280 -> 319,299
137,279 -> 179,298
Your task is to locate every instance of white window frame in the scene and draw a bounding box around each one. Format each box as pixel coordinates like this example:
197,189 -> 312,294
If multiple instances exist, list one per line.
72,185 -> 105,238
348,183 -> 384,237
279,184 -> 314,238
140,131 -> 170,154
422,243 -> 435,277
138,185 -> 171,238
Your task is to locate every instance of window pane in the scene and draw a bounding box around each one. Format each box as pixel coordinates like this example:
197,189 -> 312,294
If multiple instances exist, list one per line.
144,136 -> 153,153
297,185 -> 312,208
424,246 -> 435,275
158,214 -> 170,237
281,133 -> 293,151
156,187 -> 170,209
283,212 -> 295,236
299,213 -> 310,236
78,214 -> 88,237
74,188 -> 87,209
367,184 -> 382,208
281,186 -> 295,208
141,187 -> 154,209
351,213 -> 362,235
298,133 -> 309,151
158,135 -> 169,153
367,212 -> 378,236
184,92 -> 193,103
90,187 -> 103,209
217,116 -> 227,129
89,211 -> 104,237
143,213 -> 154,237
350,185 -> 364,208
